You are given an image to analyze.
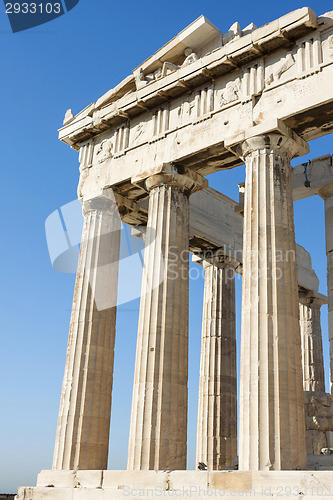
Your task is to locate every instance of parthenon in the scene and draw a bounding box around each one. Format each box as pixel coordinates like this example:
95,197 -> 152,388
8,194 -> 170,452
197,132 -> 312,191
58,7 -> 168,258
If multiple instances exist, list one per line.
19,6 -> 333,499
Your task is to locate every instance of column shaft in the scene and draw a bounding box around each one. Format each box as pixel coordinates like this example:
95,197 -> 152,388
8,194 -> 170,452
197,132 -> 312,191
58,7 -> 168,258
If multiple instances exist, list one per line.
318,186 -> 333,395
325,194 -> 333,395
299,295 -> 326,392
196,263 -> 237,469
239,134 -> 307,471
127,170 -> 206,471
53,192 -> 121,470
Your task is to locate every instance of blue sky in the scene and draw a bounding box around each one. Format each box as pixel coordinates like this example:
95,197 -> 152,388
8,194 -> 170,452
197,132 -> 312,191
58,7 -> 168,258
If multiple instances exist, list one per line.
1,0 -> 333,493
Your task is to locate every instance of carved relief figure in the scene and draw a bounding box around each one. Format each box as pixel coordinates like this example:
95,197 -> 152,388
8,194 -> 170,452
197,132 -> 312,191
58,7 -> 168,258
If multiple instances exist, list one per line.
96,139 -> 113,162
182,47 -> 199,67
266,53 -> 295,85
161,48 -> 198,78
135,68 -> 161,89
220,78 -> 241,106
178,99 -> 195,122
134,48 -> 198,89
77,166 -> 89,199
131,122 -> 145,144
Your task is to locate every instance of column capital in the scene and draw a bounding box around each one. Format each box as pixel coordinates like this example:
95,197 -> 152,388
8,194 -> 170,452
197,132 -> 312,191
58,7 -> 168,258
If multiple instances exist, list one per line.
82,189 -> 118,216
145,165 -> 207,195
240,133 -> 305,160
318,183 -> 333,200
225,118 -> 309,161
298,290 -> 328,308
192,252 -> 241,273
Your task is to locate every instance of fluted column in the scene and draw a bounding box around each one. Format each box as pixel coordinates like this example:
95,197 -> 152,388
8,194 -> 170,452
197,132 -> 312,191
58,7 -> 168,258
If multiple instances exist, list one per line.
239,133 -> 308,471
127,168 -> 207,471
299,292 -> 326,393
53,190 -> 121,470
196,261 -> 237,470
318,184 -> 333,395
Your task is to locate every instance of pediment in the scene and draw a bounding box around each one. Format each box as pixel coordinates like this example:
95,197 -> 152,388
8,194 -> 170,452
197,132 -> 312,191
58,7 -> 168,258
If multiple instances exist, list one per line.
132,15 -> 259,90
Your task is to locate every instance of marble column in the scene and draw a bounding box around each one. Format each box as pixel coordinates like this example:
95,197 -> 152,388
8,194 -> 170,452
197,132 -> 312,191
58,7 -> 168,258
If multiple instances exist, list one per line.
53,190 -> 121,470
318,184 -> 333,395
196,261 -> 237,470
299,292 -> 326,393
127,169 -> 207,471
239,133 -> 308,471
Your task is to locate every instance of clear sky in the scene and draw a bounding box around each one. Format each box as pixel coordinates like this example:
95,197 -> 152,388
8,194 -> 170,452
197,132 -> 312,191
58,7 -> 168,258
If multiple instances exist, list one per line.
1,0 -> 333,493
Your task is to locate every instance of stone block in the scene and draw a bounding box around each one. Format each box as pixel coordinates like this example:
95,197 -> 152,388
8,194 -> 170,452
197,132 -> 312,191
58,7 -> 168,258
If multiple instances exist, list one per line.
72,489 -> 105,500
252,471 -> 307,494
168,471 -> 209,490
102,470 -> 168,490
16,487 -> 35,500
300,470 -> 333,489
75,471 -> 103,488
208,471 -> 252,491
16,472 -> 333,499
17,487 -> 74,500
37,470 -> 75,488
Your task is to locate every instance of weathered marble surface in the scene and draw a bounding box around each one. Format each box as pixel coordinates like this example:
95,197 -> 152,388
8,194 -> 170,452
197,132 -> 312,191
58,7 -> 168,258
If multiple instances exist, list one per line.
53,191 -> 121,471
196,261 -> 237,470
299,292 -> 326,393
238,132 -> 308,471
18,470 -> 333,499
18,9 -> 333,500
318,185 -> 333,395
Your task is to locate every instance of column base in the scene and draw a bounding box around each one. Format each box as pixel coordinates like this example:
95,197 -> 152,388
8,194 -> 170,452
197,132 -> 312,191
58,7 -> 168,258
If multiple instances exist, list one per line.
18,469 -> 333,499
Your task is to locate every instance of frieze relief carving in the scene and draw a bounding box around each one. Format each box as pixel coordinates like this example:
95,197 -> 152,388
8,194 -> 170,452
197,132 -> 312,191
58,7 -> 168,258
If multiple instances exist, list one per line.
178,99 -> 195,123
131,122 -> 145,146
76,18 -> 333,165
77,166 -> 89,200
219,78 -> 241,106
96,138 -> 114,163
266,53 -> 295,85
